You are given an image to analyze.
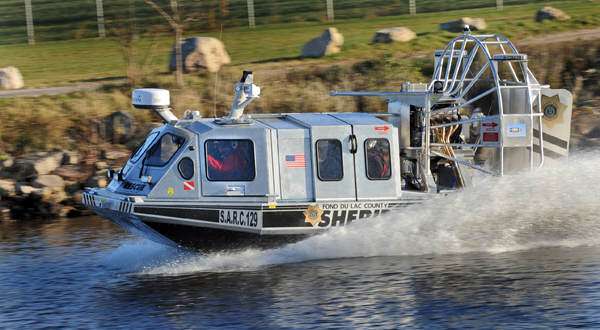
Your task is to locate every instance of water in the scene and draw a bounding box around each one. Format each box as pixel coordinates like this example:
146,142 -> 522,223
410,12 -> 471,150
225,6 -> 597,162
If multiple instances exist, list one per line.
2,152 -> 600,328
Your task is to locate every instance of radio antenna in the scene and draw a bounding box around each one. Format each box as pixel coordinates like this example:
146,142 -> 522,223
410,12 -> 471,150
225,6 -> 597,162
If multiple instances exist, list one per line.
213,24 -> 223,118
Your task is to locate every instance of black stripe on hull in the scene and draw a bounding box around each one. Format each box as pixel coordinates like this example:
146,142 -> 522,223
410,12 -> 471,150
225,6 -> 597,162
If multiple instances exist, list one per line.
135,204 -> 419,229
142,221 -> 310,251
135,206 -> 220,223
532,129 -> 569,149
529,145 -> 565,159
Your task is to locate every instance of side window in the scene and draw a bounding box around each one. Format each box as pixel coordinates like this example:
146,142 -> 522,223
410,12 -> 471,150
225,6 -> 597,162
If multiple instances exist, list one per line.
178,157 -> 194,180
365,138 -> 391,180
316,139 -> 343,181
145,133 -> 185,167
205,140 -> 255,181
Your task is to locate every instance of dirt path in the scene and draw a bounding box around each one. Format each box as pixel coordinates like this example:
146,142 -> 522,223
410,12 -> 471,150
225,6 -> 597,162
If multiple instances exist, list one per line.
1,28 -> 599,99
517,28 -> 600,47
0,79 -> 127,99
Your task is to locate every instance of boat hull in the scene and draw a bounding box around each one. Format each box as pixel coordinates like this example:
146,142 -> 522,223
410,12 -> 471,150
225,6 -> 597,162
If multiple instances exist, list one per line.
83,190 -> 429,251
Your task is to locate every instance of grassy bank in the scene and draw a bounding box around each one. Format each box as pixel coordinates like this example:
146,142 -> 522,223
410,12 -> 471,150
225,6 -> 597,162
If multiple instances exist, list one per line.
1,0 -> 599,156
1,38 -> 599,156
0,0 -> 584,44
0,0 -> 599,87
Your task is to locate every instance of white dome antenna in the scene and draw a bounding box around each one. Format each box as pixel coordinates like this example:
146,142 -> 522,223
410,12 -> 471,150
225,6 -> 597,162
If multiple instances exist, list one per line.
132,88 -> 178,122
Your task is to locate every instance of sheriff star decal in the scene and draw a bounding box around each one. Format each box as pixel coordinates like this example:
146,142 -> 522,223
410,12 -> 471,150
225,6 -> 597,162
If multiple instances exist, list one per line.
303,204 -> 324,227
542,94 -> 566,121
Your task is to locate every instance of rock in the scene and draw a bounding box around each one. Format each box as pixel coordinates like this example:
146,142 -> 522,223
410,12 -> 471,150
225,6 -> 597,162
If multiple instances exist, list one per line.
7,152 -> 63,181
86,176 -> 107,188
0,206 -> 12,221
52,165 -> 91,181
65,181 -> 83,195
440,17 -> 487,32
95,161 -> 109,171
301,28 -> 344,58
536,6 -> 571,22
170,37 -> 231,73
372,27 -> 416,43
7,193 -> 61,220
102,111 -> 134,144
17,184 -> 42,195
53,166 -> 86,182
70,192 -> 83,204
33,175 -> 65,190
61,151 -> 80,165
1,157 -> 13,169
0,179 -> 16,197
101,149 -> 130,161
41,188 -> 67,204
0,66 -> 24,90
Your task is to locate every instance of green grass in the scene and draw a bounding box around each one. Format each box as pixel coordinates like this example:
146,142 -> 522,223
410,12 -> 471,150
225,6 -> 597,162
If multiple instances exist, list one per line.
1,0 -> 599,87
0,0 -> 578,44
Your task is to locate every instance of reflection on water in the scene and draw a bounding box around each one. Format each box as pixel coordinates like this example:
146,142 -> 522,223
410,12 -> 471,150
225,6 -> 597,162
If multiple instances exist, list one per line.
2,152 -> 600,328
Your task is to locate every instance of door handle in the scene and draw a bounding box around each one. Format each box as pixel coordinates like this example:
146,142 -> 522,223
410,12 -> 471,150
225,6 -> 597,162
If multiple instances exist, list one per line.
349,135 -> 358,154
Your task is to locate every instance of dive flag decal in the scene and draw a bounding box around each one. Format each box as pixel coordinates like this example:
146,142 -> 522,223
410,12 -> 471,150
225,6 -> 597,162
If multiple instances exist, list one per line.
183,181 -> 195,191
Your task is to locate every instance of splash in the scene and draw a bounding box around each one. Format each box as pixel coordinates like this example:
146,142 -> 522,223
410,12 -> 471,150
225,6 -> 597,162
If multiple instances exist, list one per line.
138,151 -> 600,275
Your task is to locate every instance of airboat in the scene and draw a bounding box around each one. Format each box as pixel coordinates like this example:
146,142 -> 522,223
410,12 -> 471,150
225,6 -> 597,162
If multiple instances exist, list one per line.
83,29 -> 573,250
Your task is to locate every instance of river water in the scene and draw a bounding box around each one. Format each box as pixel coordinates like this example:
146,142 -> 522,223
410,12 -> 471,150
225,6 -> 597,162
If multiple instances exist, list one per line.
2,152 -> 600,328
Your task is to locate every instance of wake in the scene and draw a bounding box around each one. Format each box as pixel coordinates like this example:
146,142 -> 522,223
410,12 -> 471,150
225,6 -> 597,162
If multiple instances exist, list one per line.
108,151 -> 600,275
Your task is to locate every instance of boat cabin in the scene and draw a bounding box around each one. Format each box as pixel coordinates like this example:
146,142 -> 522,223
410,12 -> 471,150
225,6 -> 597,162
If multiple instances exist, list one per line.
109,112 -> 404,204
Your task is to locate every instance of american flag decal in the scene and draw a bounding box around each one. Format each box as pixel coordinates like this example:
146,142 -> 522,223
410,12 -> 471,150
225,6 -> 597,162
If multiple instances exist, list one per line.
285,154 -> 306,168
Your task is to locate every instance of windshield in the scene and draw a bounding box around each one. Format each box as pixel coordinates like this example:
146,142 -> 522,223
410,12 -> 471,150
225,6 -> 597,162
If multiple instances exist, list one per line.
130,132 -> 159,163
120,131 -> 159,176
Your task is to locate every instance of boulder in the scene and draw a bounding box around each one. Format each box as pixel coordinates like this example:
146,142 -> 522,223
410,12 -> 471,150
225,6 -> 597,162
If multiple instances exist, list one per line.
61,151 -> 80,165
95,161 -> 109,171
440,17 -> 487,32
1,156 -> 13,169
17,184 -> 42,195
0,179 -> 16,197
102,111 -> 134,144
0,206 -> 12,221
301,28 -> 344,58
170,37 -> 231,73
6,152 -> 63,181
33,175 -> 65,190
372,27 -> 416,43
536,6 -> 571,22
101,149 -> 130,161
65,181 -> 83,195
54,166 -> 87,182
40,188 -> 67,204
86,176 -> 108,188
0,66 -> 24,90
7,193 -> 62,220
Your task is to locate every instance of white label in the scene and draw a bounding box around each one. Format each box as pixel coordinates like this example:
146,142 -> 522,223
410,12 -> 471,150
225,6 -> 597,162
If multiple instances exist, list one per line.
218,209 -> 262,228
506,122 -> 527,137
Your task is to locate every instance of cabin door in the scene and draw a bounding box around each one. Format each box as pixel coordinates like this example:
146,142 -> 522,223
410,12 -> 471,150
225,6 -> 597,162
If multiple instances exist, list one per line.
332,114 -> 401,200
308,121 -> 357,202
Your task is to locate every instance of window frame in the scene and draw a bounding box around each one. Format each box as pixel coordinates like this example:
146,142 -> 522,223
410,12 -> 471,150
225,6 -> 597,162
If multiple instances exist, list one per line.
177,157 -> 195,180
144,133 -> 186,168
315,139 -> 344,182
204,139 -> 256,182
364,138 -> 392,181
